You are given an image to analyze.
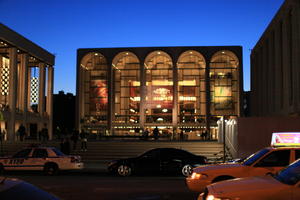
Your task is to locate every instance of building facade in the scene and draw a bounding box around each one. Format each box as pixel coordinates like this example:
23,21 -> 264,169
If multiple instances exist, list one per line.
76,46 -> 243,140
251,0 -> 300,117
0,23 -> 55,141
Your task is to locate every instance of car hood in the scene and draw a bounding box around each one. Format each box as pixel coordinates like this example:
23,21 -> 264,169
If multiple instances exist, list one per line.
209,176 -> 283,194
193,163 -> 243,173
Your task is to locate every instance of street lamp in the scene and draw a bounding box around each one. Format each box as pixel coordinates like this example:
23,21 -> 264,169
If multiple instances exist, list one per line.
222,116 -> 226,163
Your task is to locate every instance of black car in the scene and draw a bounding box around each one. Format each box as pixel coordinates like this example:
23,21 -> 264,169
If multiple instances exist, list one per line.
107,148 -> 207,177
0,177 -> 59,200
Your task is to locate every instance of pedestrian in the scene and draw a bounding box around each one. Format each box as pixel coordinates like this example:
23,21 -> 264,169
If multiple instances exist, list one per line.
142,128 -> 149,140
64,138 -> 71,155
153,126 -> 159,140
80,129 -> 88,151
180,129 -> 184,140
71,129 -> 79,150
201,129 -> 208,140
60,138 -> 71,155
41,124 -> 48,142
18,124 -> 26,141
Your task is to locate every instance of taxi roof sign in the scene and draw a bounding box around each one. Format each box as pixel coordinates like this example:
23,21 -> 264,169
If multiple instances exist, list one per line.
271,132 -> 300,147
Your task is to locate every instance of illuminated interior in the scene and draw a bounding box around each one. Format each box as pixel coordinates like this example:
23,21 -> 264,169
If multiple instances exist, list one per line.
145,51 -> 173,123
79,48 -> 240,140
112,52 -> 140,135
210,50 -> 239,125
81,52 -> 108,126
177,50 -> 206,125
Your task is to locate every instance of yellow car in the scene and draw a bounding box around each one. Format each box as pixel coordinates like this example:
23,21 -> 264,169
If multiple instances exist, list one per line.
198,159 -> 300,200
186,146 -> 300,192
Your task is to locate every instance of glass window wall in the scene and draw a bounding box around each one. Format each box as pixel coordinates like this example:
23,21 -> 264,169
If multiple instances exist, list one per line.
210,50 -> 239,117
81,53 -> 108,125
144,51 -> 173,124
177,50 -> 206,125
112,52 -> 140,136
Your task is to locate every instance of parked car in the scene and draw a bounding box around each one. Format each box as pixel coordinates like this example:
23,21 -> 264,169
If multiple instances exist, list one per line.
107,148 -> 207,176
0,176 -> 59,200
0,145 -> 84,175
186,146 -> 300,192
199,159 -> 300,200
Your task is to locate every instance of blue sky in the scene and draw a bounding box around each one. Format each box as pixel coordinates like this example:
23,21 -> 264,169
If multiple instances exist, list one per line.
0,0 -> 284,94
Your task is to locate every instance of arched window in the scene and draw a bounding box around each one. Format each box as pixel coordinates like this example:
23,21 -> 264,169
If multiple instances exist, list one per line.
144,51 -> 173,123
80,52 -> 108,124
210,50 -> 239,116
112,52 -> 140,128
177,50 -> 206,124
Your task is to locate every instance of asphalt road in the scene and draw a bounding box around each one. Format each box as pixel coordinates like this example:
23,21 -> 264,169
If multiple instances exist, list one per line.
4,167 -> 199,200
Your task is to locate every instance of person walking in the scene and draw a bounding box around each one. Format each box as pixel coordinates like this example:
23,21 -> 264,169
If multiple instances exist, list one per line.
142,128 -> 149,140
18,124 -> 26,141
80,129 -> 88,151
71,129 -> 79,150
153,126 -> 159,141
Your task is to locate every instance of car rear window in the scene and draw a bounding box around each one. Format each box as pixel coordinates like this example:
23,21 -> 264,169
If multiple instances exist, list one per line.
243,148 -> 270,166
51,148 -> 65,156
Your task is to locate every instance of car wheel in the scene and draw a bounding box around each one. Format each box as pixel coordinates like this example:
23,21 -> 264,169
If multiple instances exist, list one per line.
44,163 -> 58,175
181,164 -> 193,176
117,165 -> 132,176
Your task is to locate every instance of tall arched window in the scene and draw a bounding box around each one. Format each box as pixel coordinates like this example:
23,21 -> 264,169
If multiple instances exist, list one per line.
210,50 -> 239,116
177,50 -> 206,124
80,52 -> 108,125
144,51 -> 173,123
112,52 -> 140,131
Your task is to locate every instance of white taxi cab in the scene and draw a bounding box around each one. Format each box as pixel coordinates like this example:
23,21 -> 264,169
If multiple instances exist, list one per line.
186,132 -> 300,192
0,145 -> 84,175
199,158 -> 300,200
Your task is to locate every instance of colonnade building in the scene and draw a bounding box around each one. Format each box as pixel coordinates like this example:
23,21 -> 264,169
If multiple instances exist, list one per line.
76,46 -> 243,140
0,23 -> 55,141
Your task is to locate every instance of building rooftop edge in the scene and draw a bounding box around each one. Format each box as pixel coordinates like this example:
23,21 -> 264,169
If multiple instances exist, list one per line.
0,23 -> 55,65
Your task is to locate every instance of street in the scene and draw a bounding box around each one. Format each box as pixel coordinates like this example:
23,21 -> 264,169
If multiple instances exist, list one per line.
4,170 -> 199,200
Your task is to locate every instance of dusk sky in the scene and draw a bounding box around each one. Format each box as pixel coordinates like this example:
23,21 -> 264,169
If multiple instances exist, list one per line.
0,0 -> 284,94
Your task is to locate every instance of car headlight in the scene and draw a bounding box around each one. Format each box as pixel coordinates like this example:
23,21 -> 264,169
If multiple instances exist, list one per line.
206,195 -> 230,200
206,195 -> 238,200
191,172 -> 208,179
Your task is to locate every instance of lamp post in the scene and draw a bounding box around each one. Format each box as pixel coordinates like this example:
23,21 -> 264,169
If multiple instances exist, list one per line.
222,116 -> 226,163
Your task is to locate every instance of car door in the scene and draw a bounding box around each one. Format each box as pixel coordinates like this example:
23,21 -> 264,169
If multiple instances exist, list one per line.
135,149 -> 161,174
28,148 -> 49,170
250,149 -> 291,176
5,149 -> 32,170
160,149 -> 185,174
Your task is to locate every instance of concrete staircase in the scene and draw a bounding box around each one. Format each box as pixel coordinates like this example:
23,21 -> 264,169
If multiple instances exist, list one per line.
0,140 -> 229,162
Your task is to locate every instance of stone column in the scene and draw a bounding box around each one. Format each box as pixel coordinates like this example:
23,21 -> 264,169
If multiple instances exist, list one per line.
47,66 -> 54,139
172,61 -> 178,131
8,47 -> 18,141
38,63 -> 46,115
140,63 -> 146,131
20,54 -> 29,113
27,67 -> 32,111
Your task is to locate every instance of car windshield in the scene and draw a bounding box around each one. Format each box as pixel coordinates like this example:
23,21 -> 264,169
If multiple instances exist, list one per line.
274,159 -> 300,185
243,148 -> 270,166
